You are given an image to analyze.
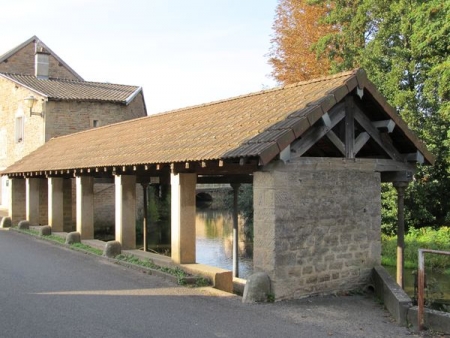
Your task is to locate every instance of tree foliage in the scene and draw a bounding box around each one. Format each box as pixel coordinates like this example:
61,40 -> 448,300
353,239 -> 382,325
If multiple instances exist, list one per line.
268,0 -> 336,83
269,0 -> 450,231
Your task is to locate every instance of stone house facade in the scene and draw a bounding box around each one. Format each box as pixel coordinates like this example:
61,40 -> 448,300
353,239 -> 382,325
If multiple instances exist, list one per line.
0,36 -> 146,230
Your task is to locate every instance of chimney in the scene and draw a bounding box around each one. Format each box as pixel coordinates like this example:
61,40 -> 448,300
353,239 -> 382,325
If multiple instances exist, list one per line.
35,45 -> 50,79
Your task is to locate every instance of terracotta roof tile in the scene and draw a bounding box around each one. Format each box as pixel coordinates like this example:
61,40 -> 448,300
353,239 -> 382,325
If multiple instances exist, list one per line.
0,73 -> 140,104
2,69 -> 435,174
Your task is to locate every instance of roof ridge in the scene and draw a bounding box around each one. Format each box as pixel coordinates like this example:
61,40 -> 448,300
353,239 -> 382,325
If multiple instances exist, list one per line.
0,72 -> 139,88
282,69 -> 357,89
152,69 -> 359,117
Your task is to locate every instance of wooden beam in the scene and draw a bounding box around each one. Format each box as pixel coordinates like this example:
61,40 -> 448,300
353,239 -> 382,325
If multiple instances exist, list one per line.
197,175 -> 253,184
291,105 -> 346,157
353,105 -> 404,161
326,131 -> 345,155
405,151 -> 424,164
372,119 -> 396,133
375,159 -> 416,172
381,171 -> 414,183
354,132 -> 370,155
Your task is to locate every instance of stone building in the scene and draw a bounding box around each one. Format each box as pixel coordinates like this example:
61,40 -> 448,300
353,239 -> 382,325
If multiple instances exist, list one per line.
0,36 -> 147,229
2,69 -> 434,300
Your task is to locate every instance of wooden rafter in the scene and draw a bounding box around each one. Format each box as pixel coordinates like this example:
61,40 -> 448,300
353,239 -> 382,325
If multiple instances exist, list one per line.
353,104 -> 404,162
290,103 -> 346,158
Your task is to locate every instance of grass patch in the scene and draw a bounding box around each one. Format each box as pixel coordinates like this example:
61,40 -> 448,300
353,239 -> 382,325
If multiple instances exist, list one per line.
382,227 -> 450,272
17,228 -> 65,244
71,242 -> 103,256
115,254 -> 200,285
16,228 -> 39,236
45,234 -> 66,244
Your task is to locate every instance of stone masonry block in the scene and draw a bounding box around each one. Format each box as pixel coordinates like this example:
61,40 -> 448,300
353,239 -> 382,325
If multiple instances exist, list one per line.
103,241 -> 122,258
243,272 -> 272,303
65,231 -> 81,245
39,225 -> 52,236
18,220 -> 30,230
0,216 -> 12,228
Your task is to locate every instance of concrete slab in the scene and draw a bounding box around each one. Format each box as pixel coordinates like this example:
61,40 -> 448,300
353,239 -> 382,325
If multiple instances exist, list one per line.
182,263 -> 233,293
373,265 -> 412,325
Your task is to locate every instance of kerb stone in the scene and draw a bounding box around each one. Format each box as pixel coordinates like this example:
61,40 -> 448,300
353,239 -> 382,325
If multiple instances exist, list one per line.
65,232 -> 81,245
39,225 -> 52,236
103,241 -> 121,258
242,272 -> 272,303
18,220 -> 30,230
0,216 -> 12,228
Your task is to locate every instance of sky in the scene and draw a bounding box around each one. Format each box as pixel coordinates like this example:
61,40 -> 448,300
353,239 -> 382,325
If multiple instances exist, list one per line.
0,0 -> 279,115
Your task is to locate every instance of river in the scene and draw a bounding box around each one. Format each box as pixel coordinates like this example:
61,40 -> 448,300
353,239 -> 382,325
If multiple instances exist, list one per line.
195,210 -> 254,279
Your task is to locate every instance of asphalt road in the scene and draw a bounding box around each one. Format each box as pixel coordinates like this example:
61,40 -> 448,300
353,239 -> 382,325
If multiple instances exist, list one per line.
0,229 -> 417,338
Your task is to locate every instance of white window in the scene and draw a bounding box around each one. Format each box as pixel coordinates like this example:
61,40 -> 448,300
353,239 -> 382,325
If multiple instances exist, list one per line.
15,116 -> 24,143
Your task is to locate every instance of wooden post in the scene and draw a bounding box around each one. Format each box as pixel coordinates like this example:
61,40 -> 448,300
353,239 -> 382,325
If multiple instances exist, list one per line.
394,181 -> 409,288
231,183 -> 240,278
345,96 -> 355,158
141,182 -> 149,252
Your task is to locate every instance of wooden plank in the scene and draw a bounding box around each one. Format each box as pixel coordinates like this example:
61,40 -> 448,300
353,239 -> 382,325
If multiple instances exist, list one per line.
354,132 -> 370,155
353,104 -> 405,161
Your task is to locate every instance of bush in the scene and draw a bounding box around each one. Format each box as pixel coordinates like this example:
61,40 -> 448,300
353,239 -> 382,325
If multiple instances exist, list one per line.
382,227 -> 450,272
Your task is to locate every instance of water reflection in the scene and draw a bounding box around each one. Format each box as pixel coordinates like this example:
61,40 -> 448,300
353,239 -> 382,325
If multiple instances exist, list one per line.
196,210 -> 253,279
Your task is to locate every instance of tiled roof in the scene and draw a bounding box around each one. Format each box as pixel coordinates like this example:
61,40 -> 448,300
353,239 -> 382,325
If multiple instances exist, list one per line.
0,73 -> 141,104
2,69 -> 434,175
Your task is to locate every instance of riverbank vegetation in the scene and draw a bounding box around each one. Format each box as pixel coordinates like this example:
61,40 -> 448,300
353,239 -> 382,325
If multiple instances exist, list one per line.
382,227 -> 450,273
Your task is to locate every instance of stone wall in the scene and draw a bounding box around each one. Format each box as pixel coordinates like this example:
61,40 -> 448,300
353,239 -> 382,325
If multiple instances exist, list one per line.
0,77 -> 46,169
44,92 -> 146,141
253,157 -> 381,300
0,40 -> 80,80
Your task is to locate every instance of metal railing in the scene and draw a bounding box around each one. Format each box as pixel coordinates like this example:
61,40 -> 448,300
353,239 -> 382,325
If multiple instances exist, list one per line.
417,249 -> 450,331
